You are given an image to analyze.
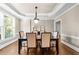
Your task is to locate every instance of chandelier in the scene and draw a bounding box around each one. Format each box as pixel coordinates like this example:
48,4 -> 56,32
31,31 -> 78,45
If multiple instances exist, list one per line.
34,6 -> 39,24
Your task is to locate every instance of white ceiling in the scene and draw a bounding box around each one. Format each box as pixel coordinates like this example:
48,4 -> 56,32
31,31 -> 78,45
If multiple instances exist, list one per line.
0,3 -> 76,20
11,3 -> 57,14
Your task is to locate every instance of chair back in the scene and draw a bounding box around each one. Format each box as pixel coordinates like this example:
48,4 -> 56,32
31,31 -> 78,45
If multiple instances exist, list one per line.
19,31 -> 25,38
52,32 -> 59,39
27,33 -> 36,48
41,32 -> 51,48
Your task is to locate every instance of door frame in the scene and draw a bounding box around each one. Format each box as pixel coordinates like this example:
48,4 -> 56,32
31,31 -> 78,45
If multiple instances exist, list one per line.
54,19 -> 62,39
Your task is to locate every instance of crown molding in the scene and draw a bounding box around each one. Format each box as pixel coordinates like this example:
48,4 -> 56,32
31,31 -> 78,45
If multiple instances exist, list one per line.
49,3 -> 77,20
5,3 -> 66,18
48,3 -> 66,16
55,3 -> 78,19
5,3 -> 49,17
0,4 -> 25,19
0,3 -> 77,20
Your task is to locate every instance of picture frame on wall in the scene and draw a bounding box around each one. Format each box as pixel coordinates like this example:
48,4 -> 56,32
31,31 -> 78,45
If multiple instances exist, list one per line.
33,27 -> 37,31
40,25 -> 45,33
33,27 -> 37,33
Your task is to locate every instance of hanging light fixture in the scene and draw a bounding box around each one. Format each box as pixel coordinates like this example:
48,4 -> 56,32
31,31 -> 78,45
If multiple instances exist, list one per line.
34,6 -> 39,23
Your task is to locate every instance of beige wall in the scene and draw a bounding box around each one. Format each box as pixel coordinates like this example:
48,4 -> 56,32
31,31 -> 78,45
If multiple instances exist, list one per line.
20,20 -> 54,32
58,5 -> 79,36
57,5 -> 79,48
31,20 -> 54,32
20,16 -> 54,32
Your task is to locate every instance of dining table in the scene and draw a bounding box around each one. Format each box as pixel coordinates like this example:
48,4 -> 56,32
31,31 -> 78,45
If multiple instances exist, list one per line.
18,34 -> 59,55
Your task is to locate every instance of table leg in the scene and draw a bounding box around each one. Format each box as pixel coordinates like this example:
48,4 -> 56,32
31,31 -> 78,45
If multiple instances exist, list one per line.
18,39 -> 22,54
56,39 -> 59,55
18,39 -> 27,54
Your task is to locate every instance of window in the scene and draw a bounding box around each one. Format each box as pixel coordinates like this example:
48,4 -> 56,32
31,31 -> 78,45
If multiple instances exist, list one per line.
0,12 -> 15,42
0,27 -> 1,40
4,16 -> 14,39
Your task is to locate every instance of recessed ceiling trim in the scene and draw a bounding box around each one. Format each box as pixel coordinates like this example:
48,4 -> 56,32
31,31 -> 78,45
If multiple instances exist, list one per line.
5,3 -> 26,16
1,3 -> 77,20
5,3 -> 66,18
54,3 -> 77,19
0,4 -> 26,19
48,3 -> 66,16
5,3 -> 50,17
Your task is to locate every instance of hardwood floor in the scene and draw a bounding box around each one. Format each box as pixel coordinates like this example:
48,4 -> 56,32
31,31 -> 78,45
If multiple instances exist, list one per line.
0,41 -> 79,55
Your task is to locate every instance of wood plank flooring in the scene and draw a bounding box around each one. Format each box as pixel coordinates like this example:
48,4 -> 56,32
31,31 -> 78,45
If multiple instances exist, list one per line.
0,41 -> 79,55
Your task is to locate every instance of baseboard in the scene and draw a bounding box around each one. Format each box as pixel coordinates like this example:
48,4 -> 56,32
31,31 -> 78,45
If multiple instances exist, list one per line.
61,40 -> 79,52
0,37 -> 18,49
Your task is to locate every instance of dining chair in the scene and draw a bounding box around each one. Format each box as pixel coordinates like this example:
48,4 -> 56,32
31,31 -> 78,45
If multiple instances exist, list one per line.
27,33 -> 37,54
41,32 -> 51,54
19,31 -> 24,38
52,32 -> 59,39
19,31 -> 27,46
51,31 -> 59,54
18,31 -> 27,54
51,32 -> 59,47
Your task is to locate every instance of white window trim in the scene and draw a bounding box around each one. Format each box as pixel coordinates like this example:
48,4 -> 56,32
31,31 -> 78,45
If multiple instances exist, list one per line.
0,12 -> 16,40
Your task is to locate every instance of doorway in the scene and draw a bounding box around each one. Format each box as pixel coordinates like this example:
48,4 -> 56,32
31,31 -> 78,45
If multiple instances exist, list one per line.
54,19 -> 62,36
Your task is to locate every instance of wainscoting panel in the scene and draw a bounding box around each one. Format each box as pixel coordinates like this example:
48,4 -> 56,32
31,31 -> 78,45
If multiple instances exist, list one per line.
61,34 -> 79,52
